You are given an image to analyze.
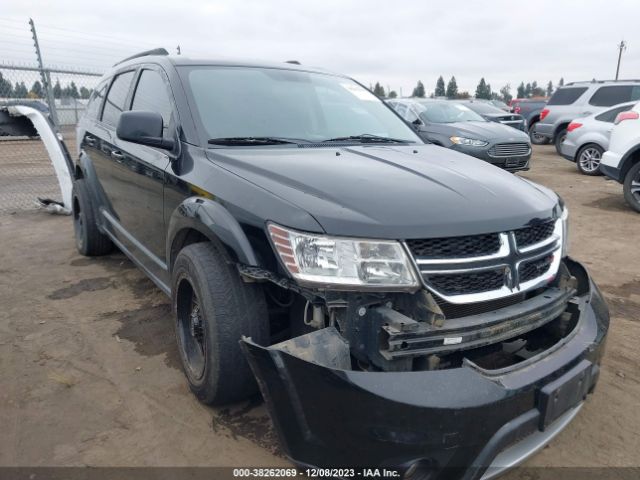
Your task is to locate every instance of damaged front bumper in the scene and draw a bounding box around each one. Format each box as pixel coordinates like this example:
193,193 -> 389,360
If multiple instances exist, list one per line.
240,259 -> 609,479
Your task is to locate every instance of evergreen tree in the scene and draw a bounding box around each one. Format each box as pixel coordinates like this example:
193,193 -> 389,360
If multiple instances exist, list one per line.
387,90 -> 397,99
445,76 -> 458,99
475,77 -> 492,99
67,81 -> 80,99
30,80 -> 43,98
524,82 -> 532,97
0,73 -> 13,98
500,84 -> 512,104
516,82 -> 525,99
411,80 -> 425,98
13,81 -> 28,98
435,76 -> 446,97
546,81 -> 554,97
53,79 -> 62,99
558,77 -> 564,87
80,86 -> 91,99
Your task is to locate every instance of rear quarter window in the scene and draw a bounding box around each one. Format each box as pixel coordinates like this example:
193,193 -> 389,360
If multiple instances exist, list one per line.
595,104 -> 633,123
547,87 -> 588,106
84,81 -> 108,120
588,85 -> 640,107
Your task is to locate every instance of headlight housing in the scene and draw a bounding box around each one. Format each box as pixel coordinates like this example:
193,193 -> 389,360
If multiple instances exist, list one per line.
450,136 -> 488,147
267,223 -> 419,289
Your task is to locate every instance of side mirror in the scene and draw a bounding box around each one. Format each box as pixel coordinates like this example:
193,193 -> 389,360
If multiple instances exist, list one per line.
412,118 -> 424,130
117,110 -> 174,150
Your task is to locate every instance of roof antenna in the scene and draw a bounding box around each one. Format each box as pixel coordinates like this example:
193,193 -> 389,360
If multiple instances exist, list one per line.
177,45 -> 181,55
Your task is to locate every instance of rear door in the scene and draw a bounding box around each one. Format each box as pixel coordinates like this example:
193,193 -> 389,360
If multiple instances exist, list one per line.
107,66 -> 176,282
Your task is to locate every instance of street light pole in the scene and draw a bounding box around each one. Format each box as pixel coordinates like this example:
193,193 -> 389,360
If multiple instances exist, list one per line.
615,40 -> 627,81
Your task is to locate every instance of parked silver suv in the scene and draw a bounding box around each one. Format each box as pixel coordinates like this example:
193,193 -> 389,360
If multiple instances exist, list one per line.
535,80 -> 640,154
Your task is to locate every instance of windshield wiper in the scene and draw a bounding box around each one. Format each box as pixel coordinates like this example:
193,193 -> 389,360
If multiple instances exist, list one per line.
319,134 -> 413,144
208,136 -> 304,146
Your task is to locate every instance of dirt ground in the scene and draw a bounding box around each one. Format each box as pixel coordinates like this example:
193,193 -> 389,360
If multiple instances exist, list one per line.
0,145 -> 639,476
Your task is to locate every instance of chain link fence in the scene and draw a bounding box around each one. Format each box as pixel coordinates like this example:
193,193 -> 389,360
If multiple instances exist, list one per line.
1,58 -> 102,215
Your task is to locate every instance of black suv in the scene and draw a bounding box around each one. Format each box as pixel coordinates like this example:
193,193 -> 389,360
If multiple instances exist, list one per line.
72,49 -> 608,478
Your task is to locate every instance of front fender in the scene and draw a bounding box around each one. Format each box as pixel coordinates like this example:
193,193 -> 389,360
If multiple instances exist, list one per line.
167,197 -> 259,269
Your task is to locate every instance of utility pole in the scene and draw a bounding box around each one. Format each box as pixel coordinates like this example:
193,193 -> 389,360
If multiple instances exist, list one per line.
29,18 -> 59,127
615,40 -> 627,81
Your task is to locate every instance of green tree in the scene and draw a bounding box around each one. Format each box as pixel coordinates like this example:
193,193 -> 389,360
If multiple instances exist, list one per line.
546,81 -> 554,97
516,82 -> 525,99
500,84 -> 512,104
456,91 -> 470,99
558,77 -> 564,87
412,80 -> 425,98
387,90 -> 397,99
372,82 -> 385,98
30,80 -> 43,98
80,86 -> 91,99
445,76 -> 458,99
435,76 -> 446,97
13,81 -> 28,98
0,72 -> 13,98
475,77 -> 492,99
67,81 -> 79,99
524,82 -> 532,97
53,79 -> 62,99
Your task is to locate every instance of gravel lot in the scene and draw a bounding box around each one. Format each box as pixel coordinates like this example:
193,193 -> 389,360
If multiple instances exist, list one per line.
0,144 -> 638,477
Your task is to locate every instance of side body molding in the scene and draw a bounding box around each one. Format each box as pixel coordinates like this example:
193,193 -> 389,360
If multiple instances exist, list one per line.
167,197 -> 260,270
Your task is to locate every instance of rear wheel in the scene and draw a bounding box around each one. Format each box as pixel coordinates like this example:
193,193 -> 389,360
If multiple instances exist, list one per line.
576,144 -> 604,176
172,242 -> 268,405
72,179 -> 112,256
623,162 -> 640,213
528,122 -> 549,145
554,128 -> 567,155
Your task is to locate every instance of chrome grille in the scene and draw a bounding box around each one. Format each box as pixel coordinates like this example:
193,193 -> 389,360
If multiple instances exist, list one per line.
428,268 -> 505,295
406,233 -> 500,259
514,221 -> 555,248
489,142 -> 531,157
406,219 -> 562,304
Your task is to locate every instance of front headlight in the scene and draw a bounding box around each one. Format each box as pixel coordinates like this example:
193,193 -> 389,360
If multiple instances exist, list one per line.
561,206 -> 569,257
450,136 -> 488,147
267,224 -> 419,289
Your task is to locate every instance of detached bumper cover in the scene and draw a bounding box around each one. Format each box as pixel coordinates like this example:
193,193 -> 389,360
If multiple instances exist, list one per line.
241,259 -> 608,479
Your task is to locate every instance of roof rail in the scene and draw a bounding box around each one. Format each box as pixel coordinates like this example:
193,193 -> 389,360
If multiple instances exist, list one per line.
565,79 -> 640,86
113,48 -> 169,67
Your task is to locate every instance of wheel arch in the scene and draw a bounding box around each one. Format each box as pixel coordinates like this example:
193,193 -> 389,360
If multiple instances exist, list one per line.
553,122 -> 571,141
575,141 -> 605,161
620,145 -> 640,181
166,197 -> 261,273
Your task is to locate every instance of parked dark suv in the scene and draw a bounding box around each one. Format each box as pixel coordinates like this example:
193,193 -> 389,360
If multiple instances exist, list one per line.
72,49 -> 608,479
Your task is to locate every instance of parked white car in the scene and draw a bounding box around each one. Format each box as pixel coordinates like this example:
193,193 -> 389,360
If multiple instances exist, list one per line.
601,102 -> 640,212
560,102 -> 636,175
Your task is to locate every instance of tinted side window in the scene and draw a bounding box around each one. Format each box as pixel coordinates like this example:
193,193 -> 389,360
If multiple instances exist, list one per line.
547,87 -> 588,105
131,69 -> 174,137
404,107 -> 419,123
101,71 -> 135,127
85,81 -> 108,120
588,86 -> 633,107
595,104 -> 632,123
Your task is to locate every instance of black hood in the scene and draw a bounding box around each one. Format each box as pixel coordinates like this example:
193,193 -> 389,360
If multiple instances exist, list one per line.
206,144 -> 559,239
444,120 -> 529,141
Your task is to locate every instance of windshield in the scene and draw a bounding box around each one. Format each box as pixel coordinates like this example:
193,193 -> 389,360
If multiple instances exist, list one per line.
182,66 -> 421,144
461,102 -> 502,114
416,102 -> 485,123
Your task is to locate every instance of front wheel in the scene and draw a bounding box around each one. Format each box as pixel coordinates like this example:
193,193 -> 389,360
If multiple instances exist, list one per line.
623,162 -> 640,213
72,179 -> 112,256
554,128 -> 567,155
172,242 -> 269,405
576,144 -> 604,175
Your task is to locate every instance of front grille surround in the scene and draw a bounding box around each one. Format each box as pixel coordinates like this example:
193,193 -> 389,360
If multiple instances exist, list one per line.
488,142 -> 531,158
406,219 -> 563,304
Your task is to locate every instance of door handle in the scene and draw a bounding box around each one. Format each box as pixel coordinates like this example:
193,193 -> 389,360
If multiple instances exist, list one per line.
111,150 -> 125,161
85,135 -> 96,147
